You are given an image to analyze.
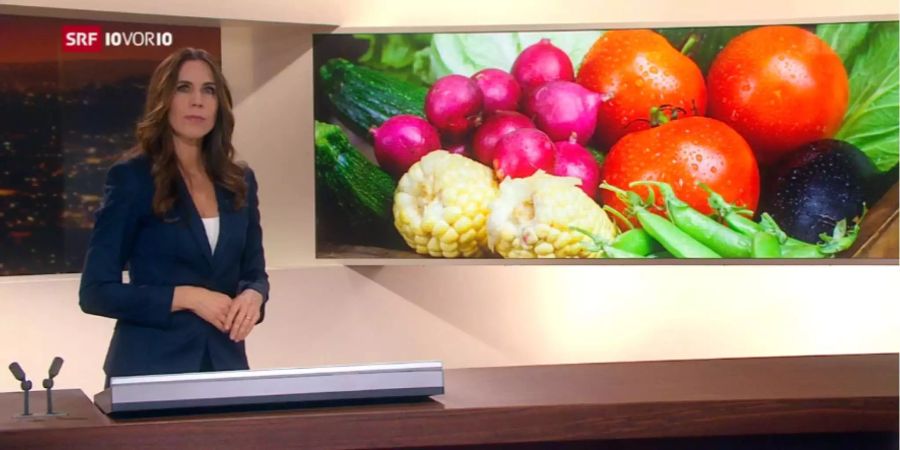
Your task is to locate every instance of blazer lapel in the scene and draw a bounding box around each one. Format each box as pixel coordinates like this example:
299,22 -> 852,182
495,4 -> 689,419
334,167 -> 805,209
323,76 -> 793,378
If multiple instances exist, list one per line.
176,176 -> 215,268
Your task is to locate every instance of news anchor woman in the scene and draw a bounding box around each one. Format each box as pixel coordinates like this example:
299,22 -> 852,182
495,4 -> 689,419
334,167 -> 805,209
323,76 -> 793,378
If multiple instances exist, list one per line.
79,48 -> 269,381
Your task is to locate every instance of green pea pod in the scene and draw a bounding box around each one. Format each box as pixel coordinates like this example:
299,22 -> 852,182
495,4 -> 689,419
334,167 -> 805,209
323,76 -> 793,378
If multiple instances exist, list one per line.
778,218 -> 861,258
634,181 -> 751,258
702,183 -> 763,236
569,226 -> 648,259
611,228 -> 663,256
601,183 -> 721,259
758,213 -> 809,247
817,218 -> 862,255
751,231 -> 782,258
780,242 -> 828,258
634,208 -> 721,258
603,245 -> 649,259
714,208 -> 846,258
723,210 -> 763,237
703,184 -> 814,248
701,183 -> 863,258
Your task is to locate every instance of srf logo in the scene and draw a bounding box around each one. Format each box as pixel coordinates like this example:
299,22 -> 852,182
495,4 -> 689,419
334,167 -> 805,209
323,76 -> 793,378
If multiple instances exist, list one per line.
62,25 -> 103,53
62,26 -> 174,52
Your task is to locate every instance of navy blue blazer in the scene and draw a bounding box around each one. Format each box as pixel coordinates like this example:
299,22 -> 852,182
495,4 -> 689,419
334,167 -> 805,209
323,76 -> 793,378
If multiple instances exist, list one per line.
79,154 -> 269,378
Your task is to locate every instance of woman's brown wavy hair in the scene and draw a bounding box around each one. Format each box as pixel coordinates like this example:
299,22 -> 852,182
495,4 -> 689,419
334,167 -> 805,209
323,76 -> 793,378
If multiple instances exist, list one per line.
125,47 -> 246,218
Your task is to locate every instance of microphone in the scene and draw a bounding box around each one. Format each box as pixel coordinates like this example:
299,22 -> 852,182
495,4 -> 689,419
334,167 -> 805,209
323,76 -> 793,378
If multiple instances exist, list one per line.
8,362 -> 31,416
48,357 -> 63,379
9,362 -> 25,381
42,357 -> 64,415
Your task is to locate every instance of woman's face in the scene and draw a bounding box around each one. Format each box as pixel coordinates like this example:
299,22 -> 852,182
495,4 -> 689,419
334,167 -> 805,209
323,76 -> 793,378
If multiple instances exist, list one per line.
168,60 -> 218,142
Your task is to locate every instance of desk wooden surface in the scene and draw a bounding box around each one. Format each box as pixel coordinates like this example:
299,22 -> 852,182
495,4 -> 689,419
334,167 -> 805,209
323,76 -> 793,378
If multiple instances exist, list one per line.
1,353 -> 897,449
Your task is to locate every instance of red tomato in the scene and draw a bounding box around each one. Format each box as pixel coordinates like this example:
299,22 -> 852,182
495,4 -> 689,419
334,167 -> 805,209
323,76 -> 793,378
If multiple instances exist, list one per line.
601,116 -> 760,226
707,26 -> 849,165
577,30 -> 708,150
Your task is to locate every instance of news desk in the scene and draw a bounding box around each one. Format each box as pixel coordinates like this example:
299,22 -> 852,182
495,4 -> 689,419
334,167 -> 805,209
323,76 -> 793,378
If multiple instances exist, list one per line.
1,354 -> 897,449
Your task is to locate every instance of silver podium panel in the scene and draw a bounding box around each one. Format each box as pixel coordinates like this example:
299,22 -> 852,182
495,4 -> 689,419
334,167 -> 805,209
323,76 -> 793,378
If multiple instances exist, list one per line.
94,361 -> 444,414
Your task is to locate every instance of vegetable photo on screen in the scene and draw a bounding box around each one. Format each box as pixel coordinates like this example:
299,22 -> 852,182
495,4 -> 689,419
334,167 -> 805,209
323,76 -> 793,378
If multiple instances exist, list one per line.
312,22 -> 899,259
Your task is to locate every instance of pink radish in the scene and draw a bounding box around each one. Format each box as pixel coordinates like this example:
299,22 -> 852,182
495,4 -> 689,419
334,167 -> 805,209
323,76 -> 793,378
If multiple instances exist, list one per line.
511,38 -> 575,95
371,114 -> 441,178
493,128 -> 556,179
425,74 -> 483,136
473,110 -> 535,166
552,135 -> 601,198
471,68 -> 521,115
527,81 -> 602,145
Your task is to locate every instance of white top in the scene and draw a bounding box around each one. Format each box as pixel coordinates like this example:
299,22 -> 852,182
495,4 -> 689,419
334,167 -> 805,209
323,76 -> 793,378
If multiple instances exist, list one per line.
201,216 -> 220,254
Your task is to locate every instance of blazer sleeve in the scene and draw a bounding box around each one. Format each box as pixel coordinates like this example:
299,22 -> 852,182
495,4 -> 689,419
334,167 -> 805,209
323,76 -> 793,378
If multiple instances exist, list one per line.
237,167 -> 270,323
78,162 -> 175,329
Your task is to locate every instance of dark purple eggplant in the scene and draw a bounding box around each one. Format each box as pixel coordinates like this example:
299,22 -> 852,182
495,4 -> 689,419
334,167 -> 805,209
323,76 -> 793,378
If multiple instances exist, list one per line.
760,139 -> 880,244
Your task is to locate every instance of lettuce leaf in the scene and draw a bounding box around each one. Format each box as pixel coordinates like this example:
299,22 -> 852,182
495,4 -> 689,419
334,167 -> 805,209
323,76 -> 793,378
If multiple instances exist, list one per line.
816,22 -> 870,72
354,34 -> 433,86
827,22 -> 899,172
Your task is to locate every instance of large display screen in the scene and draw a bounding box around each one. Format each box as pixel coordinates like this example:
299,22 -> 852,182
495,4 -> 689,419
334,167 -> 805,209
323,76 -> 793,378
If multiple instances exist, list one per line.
313,22 -> 899,261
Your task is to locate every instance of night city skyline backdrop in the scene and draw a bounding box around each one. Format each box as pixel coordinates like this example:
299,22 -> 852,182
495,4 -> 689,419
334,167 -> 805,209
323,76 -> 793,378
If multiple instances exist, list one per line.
0,13 -> 220,275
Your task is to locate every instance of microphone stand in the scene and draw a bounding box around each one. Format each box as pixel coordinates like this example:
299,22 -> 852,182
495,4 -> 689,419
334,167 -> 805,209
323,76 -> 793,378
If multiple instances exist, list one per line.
8,362 -> 32,418
42,357 -> 66,416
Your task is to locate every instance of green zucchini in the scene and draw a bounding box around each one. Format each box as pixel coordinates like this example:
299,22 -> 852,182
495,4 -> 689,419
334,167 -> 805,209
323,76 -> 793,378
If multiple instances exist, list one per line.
319,58 -> 427,137
315,121 -> 396,229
